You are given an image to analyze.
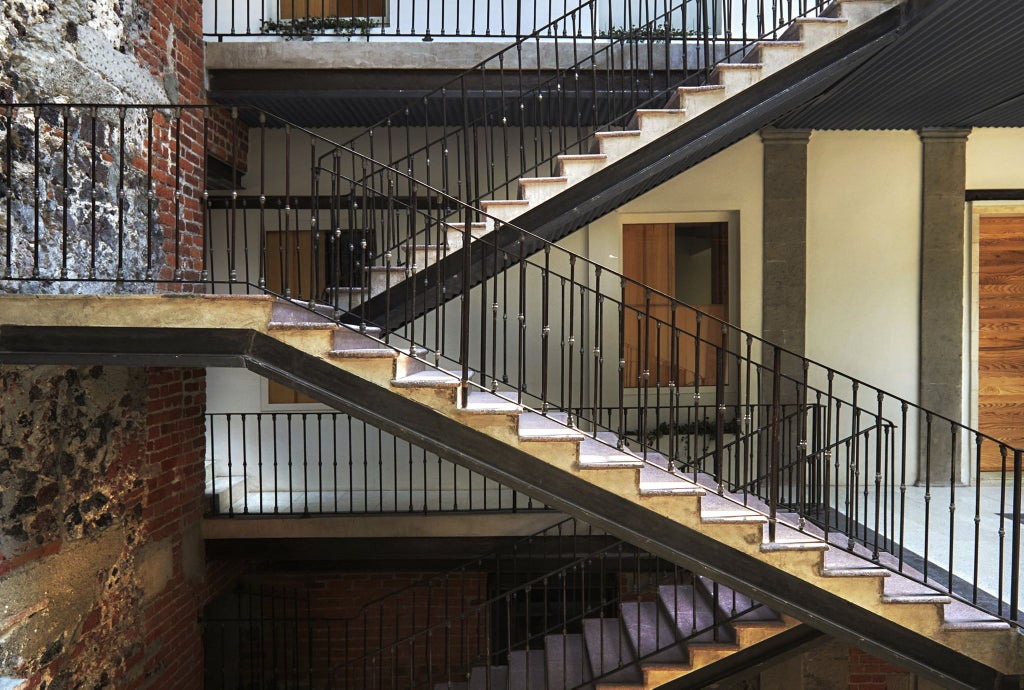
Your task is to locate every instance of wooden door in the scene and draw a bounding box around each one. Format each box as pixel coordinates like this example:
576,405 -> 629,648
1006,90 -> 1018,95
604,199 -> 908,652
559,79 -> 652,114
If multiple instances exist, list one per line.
979,214 -> 1024,471
266,230 -> 320,405
280,0 -> 385,18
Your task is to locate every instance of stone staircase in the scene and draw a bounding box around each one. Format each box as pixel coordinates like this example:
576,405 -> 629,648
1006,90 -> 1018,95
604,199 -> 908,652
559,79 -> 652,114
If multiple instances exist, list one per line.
326,0 -> 900,315
435,578 -> 798,690
257,298 -> 1023,679
4,294 -> 1023,685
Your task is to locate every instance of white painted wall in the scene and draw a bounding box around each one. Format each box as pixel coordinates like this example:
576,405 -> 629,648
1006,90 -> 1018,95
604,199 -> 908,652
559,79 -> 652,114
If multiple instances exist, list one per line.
805,130 -> 922,403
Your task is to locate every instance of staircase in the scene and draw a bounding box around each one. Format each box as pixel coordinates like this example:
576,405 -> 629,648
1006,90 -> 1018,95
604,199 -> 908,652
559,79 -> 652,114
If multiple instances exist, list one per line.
442,578 -> 798,690
322,0 -> 902,317
5,294 -> 1020,688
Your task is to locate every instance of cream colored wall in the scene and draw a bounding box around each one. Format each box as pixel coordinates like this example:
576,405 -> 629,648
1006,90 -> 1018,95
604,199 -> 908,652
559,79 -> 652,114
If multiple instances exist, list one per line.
586,134 -> 764,337
805,130 -> 922,403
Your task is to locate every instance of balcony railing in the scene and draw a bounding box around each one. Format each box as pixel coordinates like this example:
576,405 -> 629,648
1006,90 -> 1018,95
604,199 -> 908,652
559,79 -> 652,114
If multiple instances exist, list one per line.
206,411 -> 549,515
2,102 -> 1022,631
204,0 -> 766,42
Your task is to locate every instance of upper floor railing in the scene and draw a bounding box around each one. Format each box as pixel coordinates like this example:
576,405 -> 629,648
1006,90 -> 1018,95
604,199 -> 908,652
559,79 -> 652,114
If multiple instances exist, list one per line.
204,0 -> 786,42
206,410 -> 549,515
2,102 -> 1021,630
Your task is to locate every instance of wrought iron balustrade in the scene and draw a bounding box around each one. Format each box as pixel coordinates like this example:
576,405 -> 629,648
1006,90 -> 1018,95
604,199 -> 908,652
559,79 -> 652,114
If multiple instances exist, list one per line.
205,410 -> 549,515
204,0 -> 794,42
2,101 -> 1022,630
201,516 -> 779,689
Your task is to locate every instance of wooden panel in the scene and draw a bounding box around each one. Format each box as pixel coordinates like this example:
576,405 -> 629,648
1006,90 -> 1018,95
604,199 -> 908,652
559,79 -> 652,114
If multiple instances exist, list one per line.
280,0 -> 385,18
978,215 -> 1024,471
622,225 -> 727,387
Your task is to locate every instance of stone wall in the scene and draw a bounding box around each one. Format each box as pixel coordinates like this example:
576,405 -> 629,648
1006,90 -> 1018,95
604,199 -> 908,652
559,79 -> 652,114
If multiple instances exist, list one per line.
0,365 -> 244,688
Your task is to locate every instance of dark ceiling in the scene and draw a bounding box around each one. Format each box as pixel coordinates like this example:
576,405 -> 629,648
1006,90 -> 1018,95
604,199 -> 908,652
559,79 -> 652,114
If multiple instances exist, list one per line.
209,0 -> 1024,132
775,0 -> 1024,130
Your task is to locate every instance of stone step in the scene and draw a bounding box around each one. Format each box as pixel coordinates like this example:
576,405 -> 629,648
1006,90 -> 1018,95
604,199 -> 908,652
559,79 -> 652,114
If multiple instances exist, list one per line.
508,649 -> 547,690
657,585 -> 733,645
557,153 -> 608,185
518,176 -> 569,206
592,130 -> 643,160
480,199 -> 531,229
582,618 -> 641,684
545,633 -> 592,690
619,601 -> 688,664
468,664 -> 508,690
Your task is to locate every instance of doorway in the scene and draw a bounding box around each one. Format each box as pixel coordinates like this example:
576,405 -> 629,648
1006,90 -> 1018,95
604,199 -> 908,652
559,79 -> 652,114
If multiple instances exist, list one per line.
976,211 -> 1024,471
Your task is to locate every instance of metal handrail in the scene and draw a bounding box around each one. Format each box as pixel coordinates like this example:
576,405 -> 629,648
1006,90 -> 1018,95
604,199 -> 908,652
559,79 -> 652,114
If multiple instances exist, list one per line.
3,101 -> 1021,628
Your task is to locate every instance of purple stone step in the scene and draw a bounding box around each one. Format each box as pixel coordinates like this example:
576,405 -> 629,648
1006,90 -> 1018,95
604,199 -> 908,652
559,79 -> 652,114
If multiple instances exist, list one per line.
582,618 -> 641,684
544,633 -> 591,690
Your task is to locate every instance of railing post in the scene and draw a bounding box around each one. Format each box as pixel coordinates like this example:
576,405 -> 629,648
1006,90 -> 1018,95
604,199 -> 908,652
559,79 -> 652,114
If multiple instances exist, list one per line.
769,346 -> 782,543
714,339 -> 725,494
1012,448 -> 1022,622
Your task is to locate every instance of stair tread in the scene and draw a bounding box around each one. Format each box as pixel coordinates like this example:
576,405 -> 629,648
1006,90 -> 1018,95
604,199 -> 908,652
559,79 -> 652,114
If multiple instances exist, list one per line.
519,412 -> 586,441
620,601 -> 688,663
595,130 -> 642,139
657,585 -> 733,644
559,153 -> 608,161
579,437 -> 645,468
392,369 -> 463,387
696,576 -> 780,624
520,176 -> 569,184
463,390 -> 523,413
639,464 -> 705,495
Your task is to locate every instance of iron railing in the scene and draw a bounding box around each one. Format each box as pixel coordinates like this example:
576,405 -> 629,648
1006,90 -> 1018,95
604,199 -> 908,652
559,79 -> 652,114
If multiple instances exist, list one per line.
2,102 -> 1022,631
206,410 -> 549,514
202,517 -> 778,689
299,0 -> 838,273
204,0 -> 793,42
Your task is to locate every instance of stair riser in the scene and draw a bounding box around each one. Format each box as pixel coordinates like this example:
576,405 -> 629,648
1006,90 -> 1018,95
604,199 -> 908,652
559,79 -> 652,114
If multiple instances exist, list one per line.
575,467 -> 640,496
796,19 -> 847,52
559,157 -> 607,186
480,202 -> 530,228
635,494 -> 702,523
519,180 -> 568,206
715,66 -> 762,94
368,267 -> 408,296
732,621 -> 793,647
597,134 -> 643,160
333,327 -> 383,350
272,328 -> 334,354
634,112 -> 689,139
676,89 -> 727,120
328,356 -> 397,387
393,384 -> 459,408
755,44 -> 808,78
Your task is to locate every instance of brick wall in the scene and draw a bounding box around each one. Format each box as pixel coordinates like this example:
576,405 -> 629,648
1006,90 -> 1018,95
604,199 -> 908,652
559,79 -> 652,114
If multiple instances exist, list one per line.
0,365 -> 247,688
216,570 -> 490,688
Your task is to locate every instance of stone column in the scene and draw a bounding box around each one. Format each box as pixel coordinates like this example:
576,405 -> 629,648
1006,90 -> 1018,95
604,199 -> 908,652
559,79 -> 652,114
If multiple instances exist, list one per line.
918,128 -> 971,485
760,129 -> 812,488
761,128 -> 811,359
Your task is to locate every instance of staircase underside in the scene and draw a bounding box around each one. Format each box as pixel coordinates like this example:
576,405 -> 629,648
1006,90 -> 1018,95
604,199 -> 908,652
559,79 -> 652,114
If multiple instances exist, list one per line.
1,294 -> 1022,689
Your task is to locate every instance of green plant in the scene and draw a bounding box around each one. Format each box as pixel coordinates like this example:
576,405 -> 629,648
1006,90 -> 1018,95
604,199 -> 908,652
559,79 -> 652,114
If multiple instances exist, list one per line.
260,15 -> 380,40
599,23 -> 697,43
643,417 -> 740,444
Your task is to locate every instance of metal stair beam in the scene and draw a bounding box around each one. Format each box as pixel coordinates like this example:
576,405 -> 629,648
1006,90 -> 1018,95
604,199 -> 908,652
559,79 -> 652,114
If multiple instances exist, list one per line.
0,322 -> 1014,690
357,4 -> 907,330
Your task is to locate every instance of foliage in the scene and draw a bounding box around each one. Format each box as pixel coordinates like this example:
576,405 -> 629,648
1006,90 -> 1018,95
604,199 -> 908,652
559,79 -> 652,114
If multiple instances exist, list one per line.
644,417 -> 740,443
599,24 -> 697,43
260,16 -> 380,40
